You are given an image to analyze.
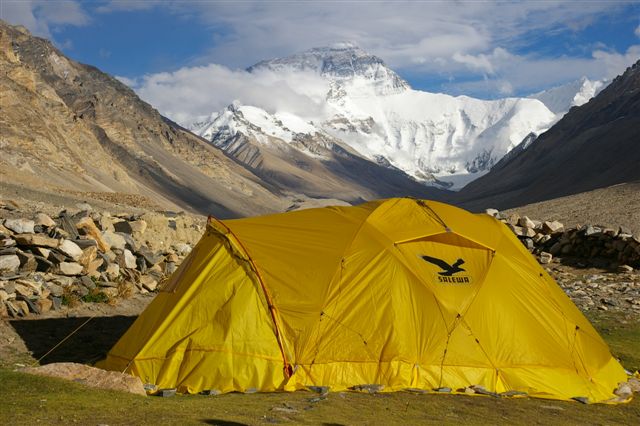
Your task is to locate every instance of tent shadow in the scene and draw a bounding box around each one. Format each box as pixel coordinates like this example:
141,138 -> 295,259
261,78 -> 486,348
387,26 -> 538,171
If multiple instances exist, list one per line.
9,315 -> 137,365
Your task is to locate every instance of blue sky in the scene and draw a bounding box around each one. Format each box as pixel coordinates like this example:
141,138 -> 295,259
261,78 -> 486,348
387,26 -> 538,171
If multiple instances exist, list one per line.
2,1 -> 639,123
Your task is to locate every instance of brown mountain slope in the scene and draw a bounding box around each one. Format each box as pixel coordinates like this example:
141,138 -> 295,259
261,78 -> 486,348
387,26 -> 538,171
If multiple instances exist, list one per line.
0,21 -> 287,218
457,60 -> 640,211
1,21 -> 445,216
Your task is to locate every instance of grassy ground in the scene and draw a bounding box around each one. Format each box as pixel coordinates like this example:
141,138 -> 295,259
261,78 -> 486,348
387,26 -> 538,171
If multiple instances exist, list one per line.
0,368 -> 638,426
0,312 -> 638,425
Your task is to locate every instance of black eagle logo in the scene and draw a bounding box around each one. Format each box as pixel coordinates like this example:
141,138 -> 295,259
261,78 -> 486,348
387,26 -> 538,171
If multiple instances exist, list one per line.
421,255 -> 466,276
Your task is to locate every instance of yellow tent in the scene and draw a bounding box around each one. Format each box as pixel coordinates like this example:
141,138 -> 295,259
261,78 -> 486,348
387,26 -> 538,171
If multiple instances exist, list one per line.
99,198 -> 627,402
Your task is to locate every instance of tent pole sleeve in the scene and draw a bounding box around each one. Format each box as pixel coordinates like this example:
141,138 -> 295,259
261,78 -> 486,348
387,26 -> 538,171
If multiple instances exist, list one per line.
207,216 -> 294,378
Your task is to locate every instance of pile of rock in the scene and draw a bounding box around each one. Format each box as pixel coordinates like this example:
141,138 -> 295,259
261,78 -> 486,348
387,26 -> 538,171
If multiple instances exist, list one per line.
0,209 -> 194,318
486,209 -> 640,271
551,269 -> 640,314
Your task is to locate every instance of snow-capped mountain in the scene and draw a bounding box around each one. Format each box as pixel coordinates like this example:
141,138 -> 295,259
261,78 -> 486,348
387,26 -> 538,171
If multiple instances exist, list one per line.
248,42 -> 408,96
529,77 -> 607,115
194,44 -> 602,190
192,102 -> 444,202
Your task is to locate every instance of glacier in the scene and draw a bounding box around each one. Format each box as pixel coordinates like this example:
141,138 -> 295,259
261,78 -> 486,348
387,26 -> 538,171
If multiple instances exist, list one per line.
194,43 -> 603,190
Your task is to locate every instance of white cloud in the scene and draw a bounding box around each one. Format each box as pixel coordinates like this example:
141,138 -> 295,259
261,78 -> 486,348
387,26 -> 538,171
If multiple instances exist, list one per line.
1,0 -> 89,38
115,75 -> 138,87
442,45 -> 640,97
91,1 -> 638,98
133,65 -> 330,127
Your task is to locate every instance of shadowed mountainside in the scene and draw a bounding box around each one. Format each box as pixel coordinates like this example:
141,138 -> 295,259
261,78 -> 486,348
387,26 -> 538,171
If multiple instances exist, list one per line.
457,60 -> 640,211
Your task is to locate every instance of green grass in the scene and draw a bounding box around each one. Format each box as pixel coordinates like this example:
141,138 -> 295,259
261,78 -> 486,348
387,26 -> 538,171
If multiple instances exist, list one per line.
1,313 -> 638,425
0,368 -> 638,426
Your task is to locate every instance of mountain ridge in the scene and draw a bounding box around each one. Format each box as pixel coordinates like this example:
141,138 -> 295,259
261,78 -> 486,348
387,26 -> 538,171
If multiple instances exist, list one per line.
194,43 -> 594,190
457,59 -> 640,210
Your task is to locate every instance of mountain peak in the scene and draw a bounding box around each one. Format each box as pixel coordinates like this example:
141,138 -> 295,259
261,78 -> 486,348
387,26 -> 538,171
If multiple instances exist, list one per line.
247,44 -> 409,93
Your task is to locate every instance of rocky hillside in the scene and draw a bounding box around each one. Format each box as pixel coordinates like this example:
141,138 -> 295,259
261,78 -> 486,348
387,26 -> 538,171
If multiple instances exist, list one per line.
458,60 -> 640,210
0,21 -> 292,218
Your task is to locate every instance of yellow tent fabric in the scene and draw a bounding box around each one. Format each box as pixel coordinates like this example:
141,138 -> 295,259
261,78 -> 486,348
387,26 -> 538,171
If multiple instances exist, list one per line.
99,198 -> 627,402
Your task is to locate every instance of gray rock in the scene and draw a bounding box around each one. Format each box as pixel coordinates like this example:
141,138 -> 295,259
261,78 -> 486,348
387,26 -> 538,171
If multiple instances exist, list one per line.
543,221 -> 564,234
113,221 -> 133,234
157,388 -> 176,397
58,211 -> 80,240
0,237 -> 16,248
51,296 -> 62,310
173,243 -> 192,256
101,231 -> 126,251
79,275 -> 96,290
118,232 -> 138,252
136,246 -> 163,266
58,240 -> 83,261
164,262 -> 177,275
4,218 -> 35,234
619,226 -> 633,237
58,262 -> 83,276
46,283 -> 64,297
14,234 -> 59,248
34,213 -> 56,228
583,225 -> 602,236
16,251 -> 37,273
539,252 -> 553,264
485,208 -> 499,218
122,249 -> 137,269
518,216 -> 536,229
74,239 -> 98,249
139,275 -> 158,292
105,263 -> 120,280
0,255 -> 20,274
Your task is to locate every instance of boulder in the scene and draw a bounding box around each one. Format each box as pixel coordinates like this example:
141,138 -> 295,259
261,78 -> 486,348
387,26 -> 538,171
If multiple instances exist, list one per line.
539,252 -> 553,264
85,258 -> 103,276
16,251 -> 37,273
14,234 -> 59,248
129,220 -> 147,234
58,262 -> 83,276
0,237 -> 16,248
518,216 -> 536,229
46,282 -> 64,298
78,246 -> 98,268
105,263 -> 120,280
37,298 -> 53,313
98,214 -> 115,232
34,255 -> 54,272
22,362 -> 146,396
34,247 -> 51,258
58,239 -> 83,261
543,221 -> 564,234
76,217 -> 110,252
0,255 -> 20,274
3,218 -> 35,234
118,249 -> 137,270
34,213 -> 56,227
139,274 -> 158,292
484,208 -> 499,218
101,231 -> 126,251
136,246 -> 163,266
